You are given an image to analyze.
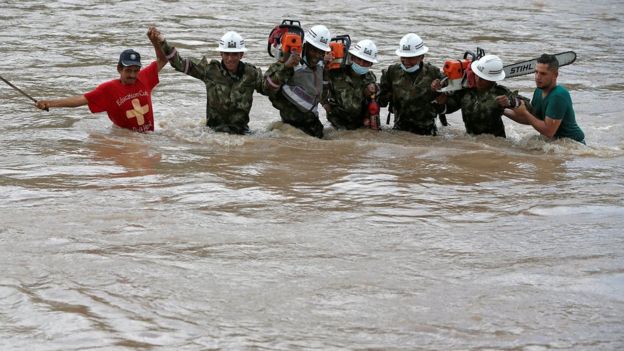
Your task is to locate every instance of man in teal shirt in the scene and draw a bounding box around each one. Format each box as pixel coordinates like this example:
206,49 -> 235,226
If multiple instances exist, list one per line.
502,54 -> 585,143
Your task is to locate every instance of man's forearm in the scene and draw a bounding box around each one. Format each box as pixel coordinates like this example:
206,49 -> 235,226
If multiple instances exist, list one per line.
264,62 -> 292,91
153,41 -> 168,71
503,108 -> 529,124
526,113 -> 560,138
527,113 -> 548,134
48,95 -> 88,108
159,40 -> 204,78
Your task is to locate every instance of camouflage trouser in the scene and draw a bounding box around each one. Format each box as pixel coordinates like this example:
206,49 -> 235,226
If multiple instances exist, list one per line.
207,120 -> 249,135
206,111 -> 250,135
326,107 -> 365,130
269,94 -> 324,138
464,120 -> 506,138
394,119 -> 437,136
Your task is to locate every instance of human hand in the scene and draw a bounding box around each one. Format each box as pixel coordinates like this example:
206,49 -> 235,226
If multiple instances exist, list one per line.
147,26 -> 164,44
497,95 -> 523,109
495,95 -> 510,107
515,99 -> 528,114
365,83 -> 377,97
497,95 -> 522,108
284,50 -> 301,68
35,100 -> 50,110
323,51 -> 334,66
431,79 -> 443,91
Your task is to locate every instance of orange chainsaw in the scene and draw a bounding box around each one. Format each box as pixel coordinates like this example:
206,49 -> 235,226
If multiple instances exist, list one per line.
437,48 -> 484,93
328,35 -> 351,70
267,19 -> 304,59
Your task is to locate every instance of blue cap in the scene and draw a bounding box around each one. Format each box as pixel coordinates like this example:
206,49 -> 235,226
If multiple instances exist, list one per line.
118,49 -> 142,67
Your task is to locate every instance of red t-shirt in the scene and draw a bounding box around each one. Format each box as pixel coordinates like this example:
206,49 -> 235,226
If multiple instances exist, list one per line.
84,61 -> 159,132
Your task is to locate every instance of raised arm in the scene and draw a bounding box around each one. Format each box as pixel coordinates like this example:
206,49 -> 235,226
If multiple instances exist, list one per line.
158,34 -> 210,81
254,66 -> 267,96
147,26 -> 168,71
263,52 -> 299,91
35,95 -> 88,110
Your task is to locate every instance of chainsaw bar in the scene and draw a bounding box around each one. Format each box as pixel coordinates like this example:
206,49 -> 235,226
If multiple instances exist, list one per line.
504,51 -> 576,78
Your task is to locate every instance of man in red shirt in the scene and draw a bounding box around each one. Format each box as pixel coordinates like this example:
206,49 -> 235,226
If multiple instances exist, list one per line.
36,27 -> 167,132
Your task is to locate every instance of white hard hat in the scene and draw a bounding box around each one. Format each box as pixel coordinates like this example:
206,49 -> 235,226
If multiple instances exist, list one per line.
471,54 -> 505,81
349,39 -> 378,64
216,31 -> 248,52
304,25 -> 331,52
395,33 -> 428,57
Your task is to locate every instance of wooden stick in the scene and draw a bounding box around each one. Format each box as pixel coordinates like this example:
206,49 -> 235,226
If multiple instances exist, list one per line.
0,75 -> 48,111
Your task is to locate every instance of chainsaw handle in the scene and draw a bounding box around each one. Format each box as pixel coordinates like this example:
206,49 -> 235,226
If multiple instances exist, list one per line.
281,19 -> 302,28
463,50 -> 476,61
476,47 -> 485,59
463,47 -> 486,61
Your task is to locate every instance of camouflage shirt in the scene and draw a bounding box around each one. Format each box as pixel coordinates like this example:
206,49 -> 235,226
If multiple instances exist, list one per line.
322,65 -> 377,130
263,61 -> 325,138
161,40 -> 264,134
379,62 -> 443,135
445,84 -> 525,138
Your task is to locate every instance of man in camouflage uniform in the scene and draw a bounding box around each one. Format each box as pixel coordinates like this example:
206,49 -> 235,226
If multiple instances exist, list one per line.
435,55 -> 529,138
378,33 -> 443,135
433,55 -> 525,138
322,39 -> 379,130
154,27 -> 264,134
264,24 -> 332,138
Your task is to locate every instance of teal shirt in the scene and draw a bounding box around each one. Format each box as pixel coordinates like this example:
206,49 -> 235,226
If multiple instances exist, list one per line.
531,85 -> 585,142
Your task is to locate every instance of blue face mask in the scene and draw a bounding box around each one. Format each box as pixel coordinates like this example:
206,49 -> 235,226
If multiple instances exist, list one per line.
401,63 -> 420,73
351,62 -> 370,75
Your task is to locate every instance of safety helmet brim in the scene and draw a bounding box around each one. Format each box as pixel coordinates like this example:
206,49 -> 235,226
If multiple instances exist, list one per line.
215,47 -> 248,53
395,45 -> 428,57
348,49 -> 378,64
305,41 -> 331,52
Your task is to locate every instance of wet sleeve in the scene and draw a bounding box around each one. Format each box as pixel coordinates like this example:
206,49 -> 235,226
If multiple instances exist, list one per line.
263,62 -> 293,95
530,89 -> 540,111
544,93 -> 567,120
268,62 -> 293,83
84,82 -> 111,114
161,40 -> 208,80
378,68 -> 392,107
139,61 -> 160,90
254,66 -> 267,96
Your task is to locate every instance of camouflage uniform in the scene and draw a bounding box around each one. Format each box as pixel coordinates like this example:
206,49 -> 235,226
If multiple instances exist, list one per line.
263,61 -> 325,138
444,85 -> 528,138
161,40 -> 264,134
379,62 -> 443,135
322,65 -> 377,130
